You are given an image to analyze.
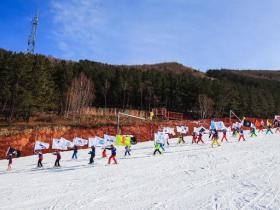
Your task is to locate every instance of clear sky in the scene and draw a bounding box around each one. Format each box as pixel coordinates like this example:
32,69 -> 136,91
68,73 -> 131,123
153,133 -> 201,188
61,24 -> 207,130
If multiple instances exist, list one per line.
1,0 -> 280,71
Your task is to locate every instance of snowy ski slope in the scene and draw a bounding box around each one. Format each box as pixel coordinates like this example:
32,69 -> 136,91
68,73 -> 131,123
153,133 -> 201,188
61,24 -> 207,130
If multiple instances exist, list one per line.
0,131 -> 280,210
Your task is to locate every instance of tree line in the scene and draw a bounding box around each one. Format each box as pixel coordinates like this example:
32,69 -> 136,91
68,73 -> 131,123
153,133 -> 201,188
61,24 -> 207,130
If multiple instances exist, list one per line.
0,48 -> 279,122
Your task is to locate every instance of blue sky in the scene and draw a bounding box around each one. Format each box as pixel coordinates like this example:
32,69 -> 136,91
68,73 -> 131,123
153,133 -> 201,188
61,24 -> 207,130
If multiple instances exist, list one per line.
1,0 -> 280,71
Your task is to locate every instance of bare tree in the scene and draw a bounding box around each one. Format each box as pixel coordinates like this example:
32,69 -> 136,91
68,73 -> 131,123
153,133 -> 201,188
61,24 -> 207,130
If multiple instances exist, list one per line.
139,82 -> 145,110
101,79 -> 110,109
121,81 -> 128,109
64,73 -> 95,118
198,94 -> 214,119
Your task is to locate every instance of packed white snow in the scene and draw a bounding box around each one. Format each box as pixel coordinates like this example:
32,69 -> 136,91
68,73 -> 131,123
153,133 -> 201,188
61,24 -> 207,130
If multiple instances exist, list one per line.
0,130 -> 280,210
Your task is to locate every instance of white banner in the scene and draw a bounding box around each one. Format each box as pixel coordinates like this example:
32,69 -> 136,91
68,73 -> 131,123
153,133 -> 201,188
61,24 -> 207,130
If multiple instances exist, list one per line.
60,137 -> 74,148
154,132 -> 168,144
52,138 -> 68,150
194,126 -> 209,134
210,121 -> 226,130
34,141 -> 49,150
88,137 -> 105,147
73,137 -> 88,146
104,134 -> 116,145
232,122 -> 241,129
176,126 -> 189,134
163,127 -> 175,135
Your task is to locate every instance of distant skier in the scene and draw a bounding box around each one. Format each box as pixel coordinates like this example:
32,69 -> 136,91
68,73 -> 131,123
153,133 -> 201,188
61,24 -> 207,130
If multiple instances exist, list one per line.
192,131 -> 197,144
196,132 -> 205,144
72,145 -> 78,159
88,146 -> 95,164
238,129 -> 246,142
275,121 -> 280,133
232,126 -> 237,137
259,120 -> 265,133
266,120 -> 273,135
211,130 -> 221,147
36,151 -> 43,168
124,145 -> 131,156
250,126 -> 257,137
221,129 -> 228,142
53,150 -> 61,167
7,153 -> 13,171
153,142 -> 162,155
102,148 -> 107,158
177,135 -> 185,144
160,142 -> 166,151
106,145 -> 118,164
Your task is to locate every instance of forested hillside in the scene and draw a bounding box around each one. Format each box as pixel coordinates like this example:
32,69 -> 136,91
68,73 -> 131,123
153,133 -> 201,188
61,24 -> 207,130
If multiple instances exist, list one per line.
0,48 -> 279,122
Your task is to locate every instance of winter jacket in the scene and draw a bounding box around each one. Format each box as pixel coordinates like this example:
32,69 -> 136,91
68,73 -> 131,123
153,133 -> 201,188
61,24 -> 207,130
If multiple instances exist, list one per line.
38,152 -> 43,160
154,143 -> 161,150
106,147 -> 117,156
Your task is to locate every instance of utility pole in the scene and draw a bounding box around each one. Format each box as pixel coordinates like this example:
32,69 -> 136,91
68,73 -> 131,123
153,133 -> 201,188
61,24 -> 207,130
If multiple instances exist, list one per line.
27,14 -> 39,54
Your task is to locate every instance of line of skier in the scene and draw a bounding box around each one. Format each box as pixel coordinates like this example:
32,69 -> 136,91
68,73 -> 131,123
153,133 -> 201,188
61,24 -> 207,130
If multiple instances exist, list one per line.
5,119 -> 280,170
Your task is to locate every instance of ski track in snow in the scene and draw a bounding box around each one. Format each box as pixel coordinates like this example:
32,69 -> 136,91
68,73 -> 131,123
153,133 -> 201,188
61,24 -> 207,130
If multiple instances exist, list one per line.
0,131 -> 279,210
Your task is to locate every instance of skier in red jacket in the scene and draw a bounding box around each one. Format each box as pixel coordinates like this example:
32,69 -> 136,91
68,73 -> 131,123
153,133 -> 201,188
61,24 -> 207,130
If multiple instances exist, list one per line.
196,132 -> 204,144
53,150 -> 61,167
192,131 -> 197,144
36,151 -> 43,168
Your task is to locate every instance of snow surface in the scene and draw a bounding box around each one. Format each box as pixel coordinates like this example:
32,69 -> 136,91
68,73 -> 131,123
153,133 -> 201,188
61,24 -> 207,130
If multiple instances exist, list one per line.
0,130 -> 280,210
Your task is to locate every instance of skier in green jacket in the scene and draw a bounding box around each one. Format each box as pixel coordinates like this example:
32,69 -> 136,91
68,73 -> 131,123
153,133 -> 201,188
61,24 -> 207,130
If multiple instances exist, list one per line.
153,143 -> 162,155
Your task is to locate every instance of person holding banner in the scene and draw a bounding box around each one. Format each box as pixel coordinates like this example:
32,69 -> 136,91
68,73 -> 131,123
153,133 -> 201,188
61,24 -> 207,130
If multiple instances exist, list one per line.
88,146 -> 95,164
192,131 -> 197,144
124,145 -> 131,156
102,148 -> 107,158
153,142 -> 162,155
250,126 -> 257,137
106,145 -> 118,165
221,129 -> 228,142
238,129 -> 246,142
177,135 -> 185,144
211,130 -> 221,147
196,132 -> 205,144
259,120 -> 265,133
72,145 -> 78,159
36,151 -> 43,168
275,121 -> 280,133
266,120 -> 273,135
53,150 -> 61,167
7,153 -> 13,171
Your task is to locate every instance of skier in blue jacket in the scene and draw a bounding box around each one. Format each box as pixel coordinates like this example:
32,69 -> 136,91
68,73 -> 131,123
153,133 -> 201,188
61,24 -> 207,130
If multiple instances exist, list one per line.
88,146 -> 95,164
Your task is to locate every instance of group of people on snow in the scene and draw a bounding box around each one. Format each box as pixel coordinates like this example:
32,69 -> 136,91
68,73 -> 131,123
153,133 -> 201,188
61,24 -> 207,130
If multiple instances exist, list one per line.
5,118 -> 280,171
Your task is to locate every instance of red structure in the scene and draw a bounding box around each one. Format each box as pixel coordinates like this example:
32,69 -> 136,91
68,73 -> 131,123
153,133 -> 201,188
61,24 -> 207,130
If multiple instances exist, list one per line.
152,108 -> 183,120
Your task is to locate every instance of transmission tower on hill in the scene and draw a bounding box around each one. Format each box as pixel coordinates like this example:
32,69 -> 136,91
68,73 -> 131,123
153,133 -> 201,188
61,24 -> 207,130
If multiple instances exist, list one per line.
27,14 -> 39,54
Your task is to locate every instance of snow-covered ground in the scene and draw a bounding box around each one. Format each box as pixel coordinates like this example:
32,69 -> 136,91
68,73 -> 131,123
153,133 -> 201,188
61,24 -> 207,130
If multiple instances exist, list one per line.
0,131 -> 280,210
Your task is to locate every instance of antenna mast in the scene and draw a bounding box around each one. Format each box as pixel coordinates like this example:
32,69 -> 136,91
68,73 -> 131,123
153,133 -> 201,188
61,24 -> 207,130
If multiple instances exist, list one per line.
27,14 -> 39,54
